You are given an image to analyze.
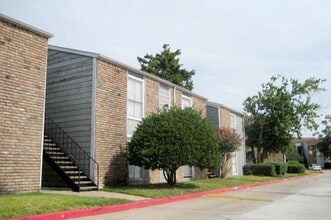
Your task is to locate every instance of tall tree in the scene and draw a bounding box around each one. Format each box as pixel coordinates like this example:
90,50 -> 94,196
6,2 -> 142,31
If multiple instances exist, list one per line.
216,128 -> 242,178
127,107 -> 219,186
137,44 -> 195,90
243,75 -> 325,163
317,115 -> 331,159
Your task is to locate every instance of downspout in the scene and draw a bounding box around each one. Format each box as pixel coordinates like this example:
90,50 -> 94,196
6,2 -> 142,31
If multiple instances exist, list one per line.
173,86 -> 177,106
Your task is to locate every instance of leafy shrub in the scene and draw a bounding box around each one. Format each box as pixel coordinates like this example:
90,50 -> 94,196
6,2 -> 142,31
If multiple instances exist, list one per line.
270,162 -> 288,175
127,107 -> 219,185
287,163 -> 305,173
243,164 -> 276,176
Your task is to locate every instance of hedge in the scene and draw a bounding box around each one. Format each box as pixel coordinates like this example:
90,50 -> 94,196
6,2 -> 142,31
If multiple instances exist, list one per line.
269,162 -> 288,175
287,163 -> 305,173
243,164 -> 276,176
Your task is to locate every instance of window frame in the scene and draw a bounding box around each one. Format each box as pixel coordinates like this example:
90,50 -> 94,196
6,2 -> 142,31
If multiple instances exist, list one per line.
127,74 -> 145,122
181,94 -> 192,109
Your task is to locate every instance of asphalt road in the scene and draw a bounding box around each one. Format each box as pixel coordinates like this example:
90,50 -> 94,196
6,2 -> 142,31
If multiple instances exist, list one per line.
74,170 -> 331,220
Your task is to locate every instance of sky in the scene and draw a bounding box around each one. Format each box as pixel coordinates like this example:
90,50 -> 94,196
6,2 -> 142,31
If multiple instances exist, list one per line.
1,0 -> 330,136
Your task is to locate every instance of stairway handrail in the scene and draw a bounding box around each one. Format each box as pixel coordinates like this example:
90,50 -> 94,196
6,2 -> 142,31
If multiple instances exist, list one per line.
44,114 -> 99,189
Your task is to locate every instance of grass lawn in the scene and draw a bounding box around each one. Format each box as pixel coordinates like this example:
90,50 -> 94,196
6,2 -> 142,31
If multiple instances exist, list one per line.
1,172 -> 313,219
104,173 -> 308,198
0,193 -> 129,219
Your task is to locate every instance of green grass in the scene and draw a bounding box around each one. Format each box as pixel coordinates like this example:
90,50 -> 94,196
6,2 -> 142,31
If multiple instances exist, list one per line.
1,172 -> 312,219
104,175 -> 284,198
0,193 -> 128,219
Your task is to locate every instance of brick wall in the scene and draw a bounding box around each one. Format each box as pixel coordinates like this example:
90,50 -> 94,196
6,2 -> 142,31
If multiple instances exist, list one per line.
220,107 -> 231,128
193,97 -> 206,117
0,18 -> 50,194
95,59 -> 128,186
173,88 -> 182,107
145,78 -> 159,115
145,78 -> 160,183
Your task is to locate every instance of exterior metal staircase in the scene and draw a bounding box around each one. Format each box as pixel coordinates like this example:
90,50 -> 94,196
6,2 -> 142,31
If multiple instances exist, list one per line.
43,115 -> 99,192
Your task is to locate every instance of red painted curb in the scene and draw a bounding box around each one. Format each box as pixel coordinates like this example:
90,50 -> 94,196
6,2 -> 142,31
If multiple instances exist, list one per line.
11,174 -> 317,220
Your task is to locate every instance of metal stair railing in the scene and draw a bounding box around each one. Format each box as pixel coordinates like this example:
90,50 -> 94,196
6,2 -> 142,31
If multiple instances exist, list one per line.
44,114 -> 99,189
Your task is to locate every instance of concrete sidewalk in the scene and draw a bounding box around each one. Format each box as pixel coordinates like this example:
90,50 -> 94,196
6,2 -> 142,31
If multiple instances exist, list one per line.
41,189 -> 149,201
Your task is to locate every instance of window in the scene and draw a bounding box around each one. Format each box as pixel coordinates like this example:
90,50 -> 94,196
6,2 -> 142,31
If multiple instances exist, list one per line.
127,76 -> 143,120
127,75 -> 144,137
181,95 -> 192,109
159,84 -> 171,110
230,113 -> 236,129
182,94 -> 193,178
184,166 -> 193,178
127,75 -> 144,180
129,165 -> 143,179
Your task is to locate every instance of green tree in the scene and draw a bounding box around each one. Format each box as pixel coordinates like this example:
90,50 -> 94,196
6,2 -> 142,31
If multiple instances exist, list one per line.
216,128 -> 242,178
243,75 -> 325,163
127,107 -> 219,185
318,115 -> 331,159
137,44 -> 195,90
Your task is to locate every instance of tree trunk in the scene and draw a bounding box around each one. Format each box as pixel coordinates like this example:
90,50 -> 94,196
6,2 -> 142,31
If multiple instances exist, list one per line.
220,153 -> 229,178
163,167 -> 177,186
251,145 -> 256,163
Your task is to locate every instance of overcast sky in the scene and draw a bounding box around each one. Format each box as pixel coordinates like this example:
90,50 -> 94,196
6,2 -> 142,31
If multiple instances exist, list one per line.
1,0 -> 330,136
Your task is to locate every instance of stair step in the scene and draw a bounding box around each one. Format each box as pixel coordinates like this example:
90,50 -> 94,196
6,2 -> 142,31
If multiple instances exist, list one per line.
50,156 -> 69,160
75,180 -> 94,185
59,165 -> 79,169
65,170 -> 83,174
69,175 -> 88,179
55,161 -> 74,165
79,186 -> 98,191
46,150 -> 65,155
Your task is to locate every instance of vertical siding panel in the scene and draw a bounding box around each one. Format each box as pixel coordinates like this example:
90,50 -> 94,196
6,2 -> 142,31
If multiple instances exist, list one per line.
45,49 -> 93,154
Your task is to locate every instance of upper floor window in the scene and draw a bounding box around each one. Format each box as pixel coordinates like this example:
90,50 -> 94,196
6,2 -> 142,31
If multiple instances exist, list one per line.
230,113 -> 236,129
127,75 -> 144,137
181,95 -> 192,109
127,75 -> 144,120
159,84 -> 171,110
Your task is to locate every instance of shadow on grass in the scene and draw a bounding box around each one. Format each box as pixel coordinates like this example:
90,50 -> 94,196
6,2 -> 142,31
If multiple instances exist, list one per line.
107,182 -> 199,190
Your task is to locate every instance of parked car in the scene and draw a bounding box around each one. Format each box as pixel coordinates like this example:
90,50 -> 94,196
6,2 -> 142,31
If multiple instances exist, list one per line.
311,164 -> 322,171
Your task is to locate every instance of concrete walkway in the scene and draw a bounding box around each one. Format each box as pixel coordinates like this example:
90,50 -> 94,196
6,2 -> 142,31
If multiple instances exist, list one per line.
41,189 -> 149,201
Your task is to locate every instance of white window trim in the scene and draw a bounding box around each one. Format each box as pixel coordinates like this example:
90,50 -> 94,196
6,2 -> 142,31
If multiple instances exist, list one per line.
127,74 -> 145,119
159,84 -> 171,109
127,75 -> 145,181
230,113 -> 236,129
181,94 -> 192,109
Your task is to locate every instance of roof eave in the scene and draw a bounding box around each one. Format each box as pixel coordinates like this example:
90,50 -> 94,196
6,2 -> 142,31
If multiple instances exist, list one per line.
0,13 -> 53,39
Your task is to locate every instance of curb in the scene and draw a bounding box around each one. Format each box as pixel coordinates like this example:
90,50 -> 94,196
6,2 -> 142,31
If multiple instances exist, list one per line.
11,174 -> 317,220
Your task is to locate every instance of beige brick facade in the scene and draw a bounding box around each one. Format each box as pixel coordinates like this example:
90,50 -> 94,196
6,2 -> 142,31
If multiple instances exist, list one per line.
141,78 -> 208,184
193,97 -> 207,117
95,59 -> 128,186
0,16 -> 51,194
220,107 -> 231,128
145,78 -> 159,115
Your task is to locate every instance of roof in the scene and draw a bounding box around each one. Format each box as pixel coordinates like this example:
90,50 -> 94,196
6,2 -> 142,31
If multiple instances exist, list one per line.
207,101 -> 244,117
48,45 -> 207,101
292,137 -> 319,145
0,13 -> 53,39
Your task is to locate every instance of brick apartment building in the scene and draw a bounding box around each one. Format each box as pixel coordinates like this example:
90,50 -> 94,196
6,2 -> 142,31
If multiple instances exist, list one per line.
0,13 -> 52,194
44,45 -> 208,189
1,13 -> 246,194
